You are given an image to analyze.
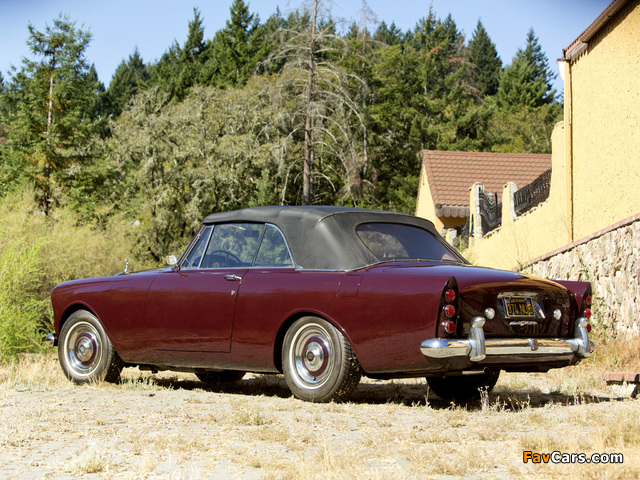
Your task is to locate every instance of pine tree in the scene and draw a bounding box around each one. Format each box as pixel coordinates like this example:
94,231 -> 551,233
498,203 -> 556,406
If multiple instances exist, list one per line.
491,29 -> 561,153
104,48 -> 149,118
496,56 -> 546,109
0,14 -> 100,212
368,8 -> 497,211
148,9 -> 207,100
204,0 -> 261,88
467,20 -> 502,97
345,22 -> 359,41
177,8 -> 207,92
496,29 -> 557,109
441,14 -> 461,47
84,64 -> 108,134
522,28 -> 556,103
374,21 -> 403,46
148,43 -> 180,97
183,9 -> 207,61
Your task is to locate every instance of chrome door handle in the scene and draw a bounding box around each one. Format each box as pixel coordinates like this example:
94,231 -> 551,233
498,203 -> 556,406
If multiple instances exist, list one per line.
224,274 -> 242,281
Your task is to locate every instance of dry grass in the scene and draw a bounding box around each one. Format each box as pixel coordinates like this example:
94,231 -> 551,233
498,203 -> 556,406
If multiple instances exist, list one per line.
64,447 -> 113,475
1,348 -> 639,479
590,332 -> 640,371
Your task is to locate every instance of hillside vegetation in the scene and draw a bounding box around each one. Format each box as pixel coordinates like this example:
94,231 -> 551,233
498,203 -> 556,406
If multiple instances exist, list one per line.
0,0 -> 562,357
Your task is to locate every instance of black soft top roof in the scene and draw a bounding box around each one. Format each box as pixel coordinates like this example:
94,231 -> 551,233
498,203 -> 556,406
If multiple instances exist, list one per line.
202,206 -> 441,270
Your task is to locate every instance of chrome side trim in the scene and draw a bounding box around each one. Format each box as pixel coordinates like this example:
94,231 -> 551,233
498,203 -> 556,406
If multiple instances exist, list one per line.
421,316 -> 594,361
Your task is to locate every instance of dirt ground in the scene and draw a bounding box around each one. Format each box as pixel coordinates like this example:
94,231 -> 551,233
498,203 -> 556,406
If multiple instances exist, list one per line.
0,355 -> 638,479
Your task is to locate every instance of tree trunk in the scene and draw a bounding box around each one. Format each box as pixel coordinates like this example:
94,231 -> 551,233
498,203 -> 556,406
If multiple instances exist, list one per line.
43,60 -> 55,214
360,26 -> 369,200
303,0 -> 318,206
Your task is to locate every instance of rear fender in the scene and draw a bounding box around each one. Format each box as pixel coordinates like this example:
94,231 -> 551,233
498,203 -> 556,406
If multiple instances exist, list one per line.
552,280 -> 592,313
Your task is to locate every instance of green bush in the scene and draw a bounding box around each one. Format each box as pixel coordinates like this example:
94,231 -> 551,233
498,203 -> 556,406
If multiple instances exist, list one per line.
0,187 -> 156,360
0,237 -> 46,357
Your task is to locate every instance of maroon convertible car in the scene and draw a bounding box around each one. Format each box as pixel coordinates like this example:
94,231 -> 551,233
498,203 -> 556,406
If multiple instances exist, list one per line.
48,206 -> 595,402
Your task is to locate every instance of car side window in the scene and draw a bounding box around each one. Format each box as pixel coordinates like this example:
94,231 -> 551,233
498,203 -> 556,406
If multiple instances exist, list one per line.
202,223 -> 265,268
182,226 -> 213,269
356,223 -> 461,262
254,225 -> 294,267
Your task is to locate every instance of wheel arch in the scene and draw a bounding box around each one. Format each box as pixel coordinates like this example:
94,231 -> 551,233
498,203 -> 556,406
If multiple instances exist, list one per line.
273,310 -> 358,374
57,303 -> 101,335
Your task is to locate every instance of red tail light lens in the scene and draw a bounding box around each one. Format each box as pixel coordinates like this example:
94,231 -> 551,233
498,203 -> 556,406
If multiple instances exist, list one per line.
584,308 -> 592,319
443,320 -> 456,334
445,289 -> 456,303
439,280 -> 458,337
443,304 -> 456,318
585,295 -> 592,307
586,323 -> 592,333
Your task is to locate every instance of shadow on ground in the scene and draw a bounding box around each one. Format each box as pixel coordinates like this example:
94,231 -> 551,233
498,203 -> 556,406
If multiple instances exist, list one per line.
127,370 -> 624,410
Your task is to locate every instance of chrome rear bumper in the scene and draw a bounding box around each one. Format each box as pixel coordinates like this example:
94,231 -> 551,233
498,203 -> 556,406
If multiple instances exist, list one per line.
421,316 -> 594,362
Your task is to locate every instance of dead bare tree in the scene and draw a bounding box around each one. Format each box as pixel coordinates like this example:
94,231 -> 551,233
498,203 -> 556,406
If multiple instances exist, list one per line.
263,0 -> 367,205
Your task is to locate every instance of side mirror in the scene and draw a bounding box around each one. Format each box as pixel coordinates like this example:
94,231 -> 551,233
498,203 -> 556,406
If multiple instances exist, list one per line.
166,255 -> 177,266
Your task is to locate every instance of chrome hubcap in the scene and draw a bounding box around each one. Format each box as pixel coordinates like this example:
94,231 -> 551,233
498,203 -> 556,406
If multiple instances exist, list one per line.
65,321 -> 102,377
76,335 -> 96,362
292,324 -> 334,388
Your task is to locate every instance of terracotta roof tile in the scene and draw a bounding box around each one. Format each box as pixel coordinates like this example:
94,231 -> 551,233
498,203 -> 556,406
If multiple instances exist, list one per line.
422,150 -> 552,218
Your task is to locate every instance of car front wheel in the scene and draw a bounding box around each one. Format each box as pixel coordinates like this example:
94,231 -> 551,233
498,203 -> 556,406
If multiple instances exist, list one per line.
282,316 -> 361,402
58,310 -> 124,384
427,370 -> 500,403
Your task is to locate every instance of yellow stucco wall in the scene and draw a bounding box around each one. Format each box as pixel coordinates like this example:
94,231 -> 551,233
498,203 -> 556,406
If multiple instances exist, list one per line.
439,216 -> 466,231
570,2 -> 640,239
415,162 -> 444,232
416,160 -> 467,234
468,124 -> 569,270
466,2 -> 640,270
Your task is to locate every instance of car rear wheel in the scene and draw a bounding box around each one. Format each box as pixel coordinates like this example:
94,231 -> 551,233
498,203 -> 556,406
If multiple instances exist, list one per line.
427,370 -> 500,403
196,371 -> 245,383
58,310 -> 123,384
282,316 -> 361,402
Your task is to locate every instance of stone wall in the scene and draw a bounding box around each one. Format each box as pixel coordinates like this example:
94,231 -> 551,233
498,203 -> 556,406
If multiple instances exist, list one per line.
522,214 -> 640,335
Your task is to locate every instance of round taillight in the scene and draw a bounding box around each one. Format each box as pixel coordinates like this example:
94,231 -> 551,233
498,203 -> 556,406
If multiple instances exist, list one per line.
585,295 -> 592,306
443,320 -> 456,334
584,308 -> 592,319
444,289 -> 456,303
586,323 -> 592,333
443,304 -> 456,318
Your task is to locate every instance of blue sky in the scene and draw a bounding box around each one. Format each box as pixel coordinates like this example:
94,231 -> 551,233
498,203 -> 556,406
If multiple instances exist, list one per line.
1,0 -> 610,94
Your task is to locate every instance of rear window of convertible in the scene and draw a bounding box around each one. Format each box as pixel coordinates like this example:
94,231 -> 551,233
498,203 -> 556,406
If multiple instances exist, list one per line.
356,223 -> 460,262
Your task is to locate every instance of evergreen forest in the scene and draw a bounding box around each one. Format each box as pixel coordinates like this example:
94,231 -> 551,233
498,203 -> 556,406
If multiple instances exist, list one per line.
0,0 -> 562,356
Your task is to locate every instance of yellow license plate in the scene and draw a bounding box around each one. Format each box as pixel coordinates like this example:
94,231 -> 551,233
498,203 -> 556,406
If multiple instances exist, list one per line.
505,298 -> 534,317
